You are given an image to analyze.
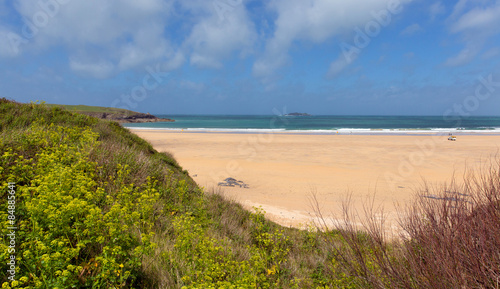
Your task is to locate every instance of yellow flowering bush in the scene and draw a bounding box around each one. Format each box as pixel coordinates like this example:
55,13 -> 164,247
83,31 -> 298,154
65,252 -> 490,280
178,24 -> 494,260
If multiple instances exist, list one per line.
168,206 -> 294,289
1,123 -> 159,288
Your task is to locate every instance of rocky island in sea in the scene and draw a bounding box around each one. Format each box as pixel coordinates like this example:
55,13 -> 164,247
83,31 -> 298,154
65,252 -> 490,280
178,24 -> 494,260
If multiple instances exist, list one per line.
284,112 -> 311,116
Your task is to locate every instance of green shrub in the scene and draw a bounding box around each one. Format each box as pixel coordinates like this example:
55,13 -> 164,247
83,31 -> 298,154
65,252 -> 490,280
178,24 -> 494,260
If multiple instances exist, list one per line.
0,122 -> 162,288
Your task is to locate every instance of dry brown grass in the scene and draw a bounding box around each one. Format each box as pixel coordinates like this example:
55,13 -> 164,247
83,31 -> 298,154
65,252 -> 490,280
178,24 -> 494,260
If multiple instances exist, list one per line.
314,159 -> 500,288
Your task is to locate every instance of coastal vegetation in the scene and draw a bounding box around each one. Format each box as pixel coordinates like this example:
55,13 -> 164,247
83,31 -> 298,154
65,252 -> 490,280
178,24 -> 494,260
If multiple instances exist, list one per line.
45,104 -> 174,123
1,99 -> 499,288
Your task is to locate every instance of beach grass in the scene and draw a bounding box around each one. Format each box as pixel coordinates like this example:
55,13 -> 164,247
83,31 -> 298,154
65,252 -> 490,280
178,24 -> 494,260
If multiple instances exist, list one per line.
1,98 -> 499,288
45,103 -> 138,116
312,162 -> 500,289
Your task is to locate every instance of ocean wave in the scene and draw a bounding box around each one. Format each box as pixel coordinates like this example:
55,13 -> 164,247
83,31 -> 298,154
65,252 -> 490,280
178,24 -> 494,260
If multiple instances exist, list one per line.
125,126 -> 500,135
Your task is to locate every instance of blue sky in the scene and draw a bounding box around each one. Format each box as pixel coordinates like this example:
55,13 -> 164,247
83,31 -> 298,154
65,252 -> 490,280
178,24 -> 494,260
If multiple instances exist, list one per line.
1,0 -> 500,115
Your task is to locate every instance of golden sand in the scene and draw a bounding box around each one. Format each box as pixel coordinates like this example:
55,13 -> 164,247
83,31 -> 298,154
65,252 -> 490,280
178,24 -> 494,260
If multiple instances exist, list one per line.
132,129 -> 500,232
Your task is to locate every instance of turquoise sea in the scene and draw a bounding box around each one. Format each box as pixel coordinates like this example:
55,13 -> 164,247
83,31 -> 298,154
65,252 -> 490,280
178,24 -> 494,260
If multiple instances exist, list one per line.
123,115 -> 500,134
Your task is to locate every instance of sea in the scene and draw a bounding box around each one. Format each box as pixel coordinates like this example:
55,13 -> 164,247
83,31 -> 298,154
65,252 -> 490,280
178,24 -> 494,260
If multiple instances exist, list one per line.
123,115 -> 500,135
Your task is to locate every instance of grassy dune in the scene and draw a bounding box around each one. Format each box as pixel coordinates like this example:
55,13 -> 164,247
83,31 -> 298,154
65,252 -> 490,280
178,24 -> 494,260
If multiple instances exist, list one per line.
45,103 -> 139,116
44,103 -> 173,123
0,100 -> 338,288
1,99 -> 499,288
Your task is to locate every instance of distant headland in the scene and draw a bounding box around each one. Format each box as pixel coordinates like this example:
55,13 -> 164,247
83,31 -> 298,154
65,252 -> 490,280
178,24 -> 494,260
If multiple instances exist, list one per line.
46,104 -> 174,123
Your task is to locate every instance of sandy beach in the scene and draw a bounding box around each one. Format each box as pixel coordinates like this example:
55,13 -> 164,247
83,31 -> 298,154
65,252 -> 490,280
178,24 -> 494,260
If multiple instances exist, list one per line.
132,129 -> 500,231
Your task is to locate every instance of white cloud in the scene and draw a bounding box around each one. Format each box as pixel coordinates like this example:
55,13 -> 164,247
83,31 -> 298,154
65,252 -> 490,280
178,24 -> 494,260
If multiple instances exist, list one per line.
190,54 -> 223,69
117,24 -> 172,70
400,23 -> 422,36
448,0 -> 471,21
162,51 -> 185,71
429,2 -> 445,21
69,58 -> 115,79
183,2 -> 257,69
254,0 -> 405,80
9,0 -> 174,76
445,47 -> 480,67
481,47 -> 500,60
445,0 -> 500,66
5,0 -> 257,75
180,80 -> 205,93
451,3 -> 500,33
327,54 -> 358,78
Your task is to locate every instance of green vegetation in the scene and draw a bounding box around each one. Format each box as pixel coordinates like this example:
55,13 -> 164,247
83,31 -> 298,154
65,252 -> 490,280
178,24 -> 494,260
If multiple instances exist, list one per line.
1,99 -> 499,288
45,104 -> 138,117
43,103 -> 173,123
0,100 -> 346,288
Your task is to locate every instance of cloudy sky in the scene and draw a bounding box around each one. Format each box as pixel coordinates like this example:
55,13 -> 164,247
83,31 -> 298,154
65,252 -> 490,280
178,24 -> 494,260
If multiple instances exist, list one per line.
1,0 -> 500,115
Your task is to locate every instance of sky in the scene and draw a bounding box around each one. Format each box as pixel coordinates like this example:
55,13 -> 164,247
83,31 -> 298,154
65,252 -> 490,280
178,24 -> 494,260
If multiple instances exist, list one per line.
1,0 -> 500,115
